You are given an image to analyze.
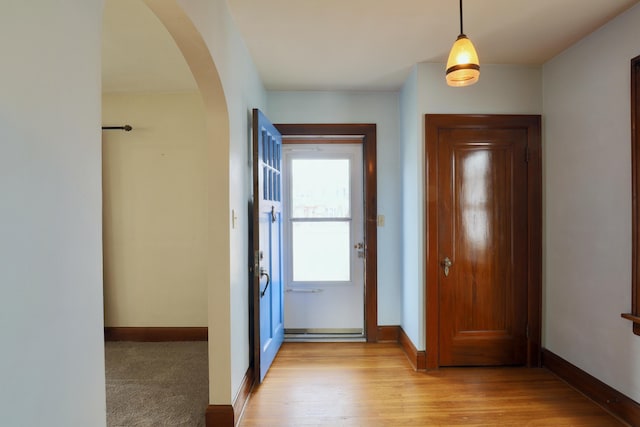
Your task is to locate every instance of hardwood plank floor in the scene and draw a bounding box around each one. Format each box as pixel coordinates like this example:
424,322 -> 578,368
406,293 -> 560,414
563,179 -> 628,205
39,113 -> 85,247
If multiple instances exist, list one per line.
239,343 -> 625,427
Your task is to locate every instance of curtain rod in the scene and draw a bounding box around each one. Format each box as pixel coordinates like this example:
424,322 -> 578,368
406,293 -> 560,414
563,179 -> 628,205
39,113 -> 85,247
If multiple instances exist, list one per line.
102,125 -> 132,131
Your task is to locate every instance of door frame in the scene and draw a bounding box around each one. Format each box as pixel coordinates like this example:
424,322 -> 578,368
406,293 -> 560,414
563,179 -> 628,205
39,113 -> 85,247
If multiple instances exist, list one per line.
424,114 -> 542,368
275,123 -> 378,342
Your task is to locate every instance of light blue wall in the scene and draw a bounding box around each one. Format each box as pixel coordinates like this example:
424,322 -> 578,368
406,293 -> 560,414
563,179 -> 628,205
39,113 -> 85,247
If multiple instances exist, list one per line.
267,91 -> 402,325
0,1 -> 106,425
543,3 -> 640,401
418,63 -> 542,115
399,67 -> 424,348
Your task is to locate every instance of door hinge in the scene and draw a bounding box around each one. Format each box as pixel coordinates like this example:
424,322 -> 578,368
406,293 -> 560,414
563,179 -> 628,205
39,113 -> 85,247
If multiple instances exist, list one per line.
526,323 -> 530,339
525,146 -> 530,163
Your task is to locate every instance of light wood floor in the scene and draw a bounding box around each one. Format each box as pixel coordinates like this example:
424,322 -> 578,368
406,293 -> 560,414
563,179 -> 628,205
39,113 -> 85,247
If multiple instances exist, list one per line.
239,342 -> 625,427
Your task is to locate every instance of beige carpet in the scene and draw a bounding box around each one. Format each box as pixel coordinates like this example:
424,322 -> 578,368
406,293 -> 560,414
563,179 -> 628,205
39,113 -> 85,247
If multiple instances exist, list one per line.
105,341 -> 208,427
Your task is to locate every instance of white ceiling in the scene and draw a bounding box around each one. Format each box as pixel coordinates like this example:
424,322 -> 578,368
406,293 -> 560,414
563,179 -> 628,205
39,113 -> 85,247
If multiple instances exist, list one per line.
102,0 -> 639,93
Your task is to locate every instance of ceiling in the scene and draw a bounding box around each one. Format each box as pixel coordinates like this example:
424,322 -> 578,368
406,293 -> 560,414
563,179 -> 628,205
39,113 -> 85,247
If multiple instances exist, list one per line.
102,0 -> 197,93
102,0 -> 639,93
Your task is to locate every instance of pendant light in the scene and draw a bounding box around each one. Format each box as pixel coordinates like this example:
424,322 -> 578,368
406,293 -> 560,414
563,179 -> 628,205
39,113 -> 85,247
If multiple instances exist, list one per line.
446,0 -> 480,87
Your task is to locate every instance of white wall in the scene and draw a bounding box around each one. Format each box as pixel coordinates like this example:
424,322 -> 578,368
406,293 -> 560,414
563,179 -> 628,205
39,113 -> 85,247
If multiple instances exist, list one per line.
400,63 -> 542,350
0,1 -> 106,426
102,91 -> 208,327
176,0 -> 267,404
543,3 -> 640,401
267,91 -> 402,325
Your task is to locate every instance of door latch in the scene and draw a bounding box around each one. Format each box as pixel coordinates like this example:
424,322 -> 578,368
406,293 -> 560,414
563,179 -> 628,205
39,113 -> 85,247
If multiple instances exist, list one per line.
354,242 -> 365,258
254,250 -> 263,278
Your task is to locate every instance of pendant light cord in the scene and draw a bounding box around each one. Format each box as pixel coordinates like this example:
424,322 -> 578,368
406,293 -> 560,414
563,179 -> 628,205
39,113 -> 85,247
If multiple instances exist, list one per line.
459,0 -> 464,35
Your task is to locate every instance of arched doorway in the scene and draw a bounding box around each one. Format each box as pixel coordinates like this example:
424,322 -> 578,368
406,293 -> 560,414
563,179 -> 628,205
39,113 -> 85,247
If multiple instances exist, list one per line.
102,0 -> 230,424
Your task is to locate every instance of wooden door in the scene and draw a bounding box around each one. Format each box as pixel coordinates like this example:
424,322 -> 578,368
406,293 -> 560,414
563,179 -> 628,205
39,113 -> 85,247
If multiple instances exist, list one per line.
426,115 -> 542,368
252,109 -> 284,382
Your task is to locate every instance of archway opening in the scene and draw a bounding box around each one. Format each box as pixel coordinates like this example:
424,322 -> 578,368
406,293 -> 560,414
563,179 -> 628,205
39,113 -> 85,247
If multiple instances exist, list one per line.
102,0 -> 230,423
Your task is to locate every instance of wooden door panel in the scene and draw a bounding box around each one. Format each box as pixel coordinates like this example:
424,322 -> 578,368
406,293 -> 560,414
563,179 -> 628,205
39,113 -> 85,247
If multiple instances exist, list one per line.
438,128 -> 528,366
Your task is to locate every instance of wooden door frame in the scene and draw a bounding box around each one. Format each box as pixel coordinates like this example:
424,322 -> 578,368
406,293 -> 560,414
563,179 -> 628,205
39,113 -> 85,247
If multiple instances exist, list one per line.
274,123 -> 378,342
424,114 -> 542,368
629,55 -> 640,335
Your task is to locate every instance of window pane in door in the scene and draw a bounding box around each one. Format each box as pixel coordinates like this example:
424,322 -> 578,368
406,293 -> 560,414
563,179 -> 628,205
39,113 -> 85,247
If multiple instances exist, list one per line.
291,159 -> 350,218
292,221 -> 350,281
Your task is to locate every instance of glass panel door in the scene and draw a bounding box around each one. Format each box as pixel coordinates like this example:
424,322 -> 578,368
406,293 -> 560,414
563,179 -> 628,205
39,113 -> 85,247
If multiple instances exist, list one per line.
283,144 -> 364,336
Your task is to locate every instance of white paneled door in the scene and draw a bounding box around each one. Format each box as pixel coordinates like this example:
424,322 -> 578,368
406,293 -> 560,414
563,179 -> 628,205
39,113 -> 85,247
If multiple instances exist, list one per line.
283,144 -> 364,337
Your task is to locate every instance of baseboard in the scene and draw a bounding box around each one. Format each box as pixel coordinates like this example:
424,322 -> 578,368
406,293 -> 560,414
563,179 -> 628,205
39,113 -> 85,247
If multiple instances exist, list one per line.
104,327 -> 208,342
377,325 -> 426,370
377,325 -> 400,342
205,405 -> 234,427
204,365 -> 254,426
398,327 -> 426,370
542,348 -> 640,426
233,366 -> 254,423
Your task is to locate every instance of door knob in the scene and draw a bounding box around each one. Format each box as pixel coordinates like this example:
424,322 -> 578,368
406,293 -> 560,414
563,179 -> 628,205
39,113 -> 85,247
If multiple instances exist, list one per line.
441,257 -> 452,277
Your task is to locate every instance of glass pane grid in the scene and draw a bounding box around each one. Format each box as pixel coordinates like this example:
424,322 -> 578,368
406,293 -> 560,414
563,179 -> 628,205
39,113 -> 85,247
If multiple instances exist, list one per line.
261,129 -> 282,202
